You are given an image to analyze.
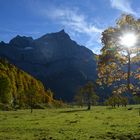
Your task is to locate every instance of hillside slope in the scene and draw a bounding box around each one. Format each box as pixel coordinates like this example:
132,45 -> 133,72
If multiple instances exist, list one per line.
0,58 -> 54,107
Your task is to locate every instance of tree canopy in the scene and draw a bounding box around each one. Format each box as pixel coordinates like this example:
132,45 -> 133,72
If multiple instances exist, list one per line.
97,14 -> 140,96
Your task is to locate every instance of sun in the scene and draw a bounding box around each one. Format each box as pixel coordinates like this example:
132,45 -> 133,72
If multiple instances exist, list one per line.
119,33 -> 137,48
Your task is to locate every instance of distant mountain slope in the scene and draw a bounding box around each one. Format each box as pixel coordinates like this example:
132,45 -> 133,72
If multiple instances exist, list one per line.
0,30 -> 97,101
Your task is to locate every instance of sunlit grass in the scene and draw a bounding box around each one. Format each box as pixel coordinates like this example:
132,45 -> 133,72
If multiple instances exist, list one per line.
0,105 -> 140,140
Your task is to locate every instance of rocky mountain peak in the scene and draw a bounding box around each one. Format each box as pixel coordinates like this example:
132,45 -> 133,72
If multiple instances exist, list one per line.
9,35 -> 33,48
0,41 -> 6,45
37,29 -> 70,42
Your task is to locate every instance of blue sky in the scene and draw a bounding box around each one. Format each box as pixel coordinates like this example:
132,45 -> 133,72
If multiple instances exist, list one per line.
0,0 -> 140,54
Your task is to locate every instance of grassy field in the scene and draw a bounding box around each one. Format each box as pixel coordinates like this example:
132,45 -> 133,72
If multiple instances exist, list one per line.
0,105 -> 140,140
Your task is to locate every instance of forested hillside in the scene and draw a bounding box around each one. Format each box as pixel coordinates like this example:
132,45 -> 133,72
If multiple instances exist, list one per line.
0,58 -> 58,109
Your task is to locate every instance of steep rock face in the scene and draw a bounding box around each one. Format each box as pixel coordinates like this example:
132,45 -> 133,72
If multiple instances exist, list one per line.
0,30 -> 97,101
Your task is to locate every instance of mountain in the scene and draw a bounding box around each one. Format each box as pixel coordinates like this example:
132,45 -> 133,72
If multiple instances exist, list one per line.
0,30 -> 97,101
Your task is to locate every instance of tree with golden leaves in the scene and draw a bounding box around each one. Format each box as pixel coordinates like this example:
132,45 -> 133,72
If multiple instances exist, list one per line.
75,81 -> 98,110
97,14 -> 140,97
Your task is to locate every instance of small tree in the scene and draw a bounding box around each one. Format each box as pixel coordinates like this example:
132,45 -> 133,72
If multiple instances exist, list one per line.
133,94 -> 140,104
133,93 -> 140,116
105,95 -> 128,108
105,96 -> 117,108
26,80 -> 37,113
28,88 -> 35,113
75,81 -> 98,110
75,88 -> 85,107
0,74 -> 12,104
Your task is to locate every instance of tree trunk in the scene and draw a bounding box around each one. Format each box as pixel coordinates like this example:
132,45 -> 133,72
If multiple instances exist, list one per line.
87,102 -> 91,110
127,50 -> 131,92
30,97 -> 33,113
19,91 -> 22,108
31,106 -> 33,113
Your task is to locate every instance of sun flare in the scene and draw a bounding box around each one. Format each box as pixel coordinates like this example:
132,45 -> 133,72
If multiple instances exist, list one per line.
119,33 -> 137,48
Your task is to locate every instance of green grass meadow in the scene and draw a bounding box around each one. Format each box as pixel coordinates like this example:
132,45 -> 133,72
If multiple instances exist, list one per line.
0,105 -> 140,140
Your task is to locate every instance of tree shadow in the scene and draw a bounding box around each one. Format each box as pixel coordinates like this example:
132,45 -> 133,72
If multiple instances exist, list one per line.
59,108 -> 87,113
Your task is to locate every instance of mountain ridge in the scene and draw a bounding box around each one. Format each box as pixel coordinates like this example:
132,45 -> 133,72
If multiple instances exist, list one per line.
0,30 -> 97,101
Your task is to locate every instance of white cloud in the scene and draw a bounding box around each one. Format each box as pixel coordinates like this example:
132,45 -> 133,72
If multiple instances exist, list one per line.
110,0 -> 137,16
85,33 -> 102,54
48,8 -> 102,35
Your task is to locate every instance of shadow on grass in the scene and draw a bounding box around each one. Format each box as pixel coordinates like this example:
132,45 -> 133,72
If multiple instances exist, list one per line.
60,109 -> 87,113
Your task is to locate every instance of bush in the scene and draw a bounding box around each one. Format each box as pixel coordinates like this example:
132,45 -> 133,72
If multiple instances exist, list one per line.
0,103 -> 13,111
105,95 -> 128,107
52,100 -> 66,108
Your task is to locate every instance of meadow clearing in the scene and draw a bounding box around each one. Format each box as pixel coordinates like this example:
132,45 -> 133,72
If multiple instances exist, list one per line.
0,105 -> 140,140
